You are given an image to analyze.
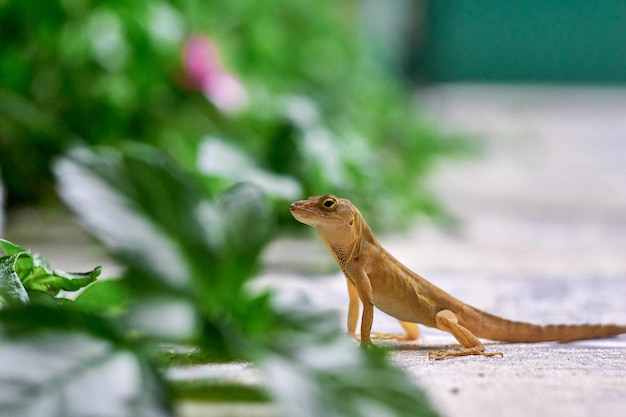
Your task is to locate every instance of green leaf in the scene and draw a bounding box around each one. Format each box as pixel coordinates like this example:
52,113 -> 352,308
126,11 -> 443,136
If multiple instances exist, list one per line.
23,266 -> 101,294
31,253 -> 53,274
0,239 -> 99,297
198,183 -> 273,307
26,290 -> 73,308
0,239 -> 27,256
0,254 -> 30,307
55,146 -> 203,295
74,279 -> 130,315
55,145 -> 271,321
0,312 -> 173,417
13,251 -> 34,280
51,266 -> 102,291
0,305 -> 122,341
54,145 -> 274,356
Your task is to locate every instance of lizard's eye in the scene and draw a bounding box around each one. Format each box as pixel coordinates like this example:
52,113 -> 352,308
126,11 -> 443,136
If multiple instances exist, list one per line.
319,195 -> 338,210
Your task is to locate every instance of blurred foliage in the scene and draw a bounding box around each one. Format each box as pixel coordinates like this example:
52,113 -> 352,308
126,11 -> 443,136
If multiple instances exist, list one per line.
0,0 -> 462,228
0,145 -> 439,416
0,176 -> 4,233
0,309 -> 172,417
0,2 -> 452,413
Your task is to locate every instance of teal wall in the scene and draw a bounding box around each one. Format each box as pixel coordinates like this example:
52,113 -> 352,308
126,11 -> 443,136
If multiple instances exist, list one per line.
411,0 -> 626,83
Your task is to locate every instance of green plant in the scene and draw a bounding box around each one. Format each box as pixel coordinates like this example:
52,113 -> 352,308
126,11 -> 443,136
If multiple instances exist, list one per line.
0,0 -> 461,229
0,145 -> 438,416
0,238 -> 100,308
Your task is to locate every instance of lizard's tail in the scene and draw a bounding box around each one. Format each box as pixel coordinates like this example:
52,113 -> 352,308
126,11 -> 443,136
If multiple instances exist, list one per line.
461,307 -> 626,343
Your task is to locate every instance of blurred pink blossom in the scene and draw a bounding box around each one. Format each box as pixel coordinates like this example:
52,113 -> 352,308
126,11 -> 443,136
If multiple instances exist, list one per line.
183,35 -> 248,114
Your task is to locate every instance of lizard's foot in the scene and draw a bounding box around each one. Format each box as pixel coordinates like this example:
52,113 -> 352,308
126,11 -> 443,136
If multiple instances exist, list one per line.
349,333 -> 375,347
371,332 -> 415,341
428,347 -> 503,360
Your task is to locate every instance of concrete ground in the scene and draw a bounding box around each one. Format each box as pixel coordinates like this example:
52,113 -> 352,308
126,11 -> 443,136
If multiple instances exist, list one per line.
4,85 -> 626,417
391,85 -> 626,417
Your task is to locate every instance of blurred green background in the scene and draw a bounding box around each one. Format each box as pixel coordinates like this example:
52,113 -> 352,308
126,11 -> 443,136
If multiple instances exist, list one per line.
0,0 -> 464,231
5,0 -> 622,224
0,4 -> 452,415
2,0 -> 624,219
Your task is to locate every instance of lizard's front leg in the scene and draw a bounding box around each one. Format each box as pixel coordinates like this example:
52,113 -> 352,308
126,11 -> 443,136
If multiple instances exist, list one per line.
346,279 -> 361,339
429,310 -> 503,360
346,280 -> 419,342
346,269 -> 375,347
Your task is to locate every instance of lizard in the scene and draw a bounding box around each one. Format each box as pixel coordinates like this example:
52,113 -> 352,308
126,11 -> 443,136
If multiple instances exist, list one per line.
290,194 -> 626,359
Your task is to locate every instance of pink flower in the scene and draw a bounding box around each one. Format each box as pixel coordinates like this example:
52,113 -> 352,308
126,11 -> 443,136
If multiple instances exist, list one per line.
183,35 -> 248,114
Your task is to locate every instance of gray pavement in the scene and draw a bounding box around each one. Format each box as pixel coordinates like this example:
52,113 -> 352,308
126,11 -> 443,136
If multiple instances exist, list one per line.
397,85 -> 626,417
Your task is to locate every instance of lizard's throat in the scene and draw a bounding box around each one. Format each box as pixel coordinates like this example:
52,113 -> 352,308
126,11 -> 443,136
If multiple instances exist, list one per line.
327,240 -> 360,268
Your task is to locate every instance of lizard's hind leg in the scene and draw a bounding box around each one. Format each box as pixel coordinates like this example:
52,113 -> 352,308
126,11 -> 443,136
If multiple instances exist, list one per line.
429,310 -> 503,360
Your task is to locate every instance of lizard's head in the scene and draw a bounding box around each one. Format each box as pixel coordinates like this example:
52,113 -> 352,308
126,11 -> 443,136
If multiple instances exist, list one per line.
290,194 -> 362,240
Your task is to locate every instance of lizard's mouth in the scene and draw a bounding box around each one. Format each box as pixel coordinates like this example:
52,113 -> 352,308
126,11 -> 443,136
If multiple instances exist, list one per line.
289,201 -> 310,212
289,202 -> 301,214
290,203 -> 307,215
289,202 -> 319,225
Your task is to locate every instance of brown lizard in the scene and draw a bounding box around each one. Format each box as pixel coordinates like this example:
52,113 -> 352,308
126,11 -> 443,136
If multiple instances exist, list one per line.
290,194 -> 626,359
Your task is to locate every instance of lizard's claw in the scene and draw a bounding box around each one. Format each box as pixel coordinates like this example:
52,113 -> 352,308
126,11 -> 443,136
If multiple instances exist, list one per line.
359,339 -> 377,349
353,332 -> 413,344
428,347 -> 503,360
